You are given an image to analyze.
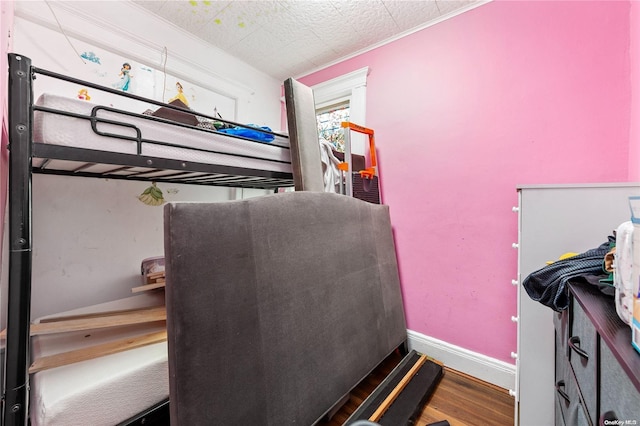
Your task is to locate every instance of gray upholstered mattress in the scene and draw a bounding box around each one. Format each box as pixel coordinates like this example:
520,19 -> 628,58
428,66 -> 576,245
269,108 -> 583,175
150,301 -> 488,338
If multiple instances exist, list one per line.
164,191 -> 407,425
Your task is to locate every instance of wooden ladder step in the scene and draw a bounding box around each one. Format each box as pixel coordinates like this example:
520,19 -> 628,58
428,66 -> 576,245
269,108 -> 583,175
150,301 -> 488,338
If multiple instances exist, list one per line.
132,281 -> 166,293
29,330 -> 167,373
1,306 -> 166,338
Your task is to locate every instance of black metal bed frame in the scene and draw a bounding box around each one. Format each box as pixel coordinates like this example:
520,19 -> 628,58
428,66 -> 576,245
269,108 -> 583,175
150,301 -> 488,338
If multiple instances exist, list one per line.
2,53 -> 294,425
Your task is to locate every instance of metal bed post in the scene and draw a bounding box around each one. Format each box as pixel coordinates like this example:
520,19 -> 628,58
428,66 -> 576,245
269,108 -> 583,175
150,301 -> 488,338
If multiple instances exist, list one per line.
3,53 -> 34,426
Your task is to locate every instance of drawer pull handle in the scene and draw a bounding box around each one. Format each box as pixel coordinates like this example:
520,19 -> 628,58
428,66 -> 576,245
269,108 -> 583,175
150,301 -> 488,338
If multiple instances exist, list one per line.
568,336 -> 589,360
600,411 -> 618,423
555,380 -> 570,403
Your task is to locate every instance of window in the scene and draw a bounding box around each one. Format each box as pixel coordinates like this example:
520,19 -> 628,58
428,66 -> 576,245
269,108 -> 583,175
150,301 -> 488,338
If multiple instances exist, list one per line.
317,101 -> 350,152
311,67 -> 368,155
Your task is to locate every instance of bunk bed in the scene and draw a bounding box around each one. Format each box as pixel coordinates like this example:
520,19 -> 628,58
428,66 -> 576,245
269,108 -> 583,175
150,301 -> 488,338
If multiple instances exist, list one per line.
3,53 -> 294,426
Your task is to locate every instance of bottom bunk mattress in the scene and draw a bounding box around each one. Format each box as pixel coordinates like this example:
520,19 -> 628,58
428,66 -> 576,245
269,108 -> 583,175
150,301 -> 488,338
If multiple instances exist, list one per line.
29,293 -> 168,426
33,93 -> 292,174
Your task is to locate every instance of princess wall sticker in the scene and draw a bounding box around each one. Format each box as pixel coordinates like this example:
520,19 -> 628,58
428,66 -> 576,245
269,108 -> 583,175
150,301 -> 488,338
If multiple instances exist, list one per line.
77,89 -> 91,101
168,81 -> 189,106
113,62 -> 133,92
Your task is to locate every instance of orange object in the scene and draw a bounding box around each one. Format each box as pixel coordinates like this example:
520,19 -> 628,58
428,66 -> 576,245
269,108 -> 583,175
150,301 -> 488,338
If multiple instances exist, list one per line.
359,168 -> 375,180
341,121 -> 374,135
340,121 -> 377,179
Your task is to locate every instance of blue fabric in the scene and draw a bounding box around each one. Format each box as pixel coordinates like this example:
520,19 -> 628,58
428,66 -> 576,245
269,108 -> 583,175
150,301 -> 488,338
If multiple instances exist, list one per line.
218,125 -> 275,143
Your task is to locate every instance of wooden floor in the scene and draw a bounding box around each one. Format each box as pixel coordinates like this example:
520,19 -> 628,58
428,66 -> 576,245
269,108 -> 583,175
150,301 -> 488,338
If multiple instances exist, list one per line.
320,351 -> 515,426
416,368 -> 514,426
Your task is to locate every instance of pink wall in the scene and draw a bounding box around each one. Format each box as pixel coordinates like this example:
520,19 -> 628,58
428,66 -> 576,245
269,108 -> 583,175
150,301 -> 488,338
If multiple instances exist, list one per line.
1,1 -> 14,258
631,0 -> 640,181
300,0 -> 632,363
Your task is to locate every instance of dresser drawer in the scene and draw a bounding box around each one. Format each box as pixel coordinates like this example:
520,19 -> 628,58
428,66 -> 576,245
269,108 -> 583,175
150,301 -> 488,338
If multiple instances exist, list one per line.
556,391 -> 566,426
600,342 -> 640,424
569,298 -> 597,425
554,310 -> 569,358
556,327 -> 570,424
556,323 -> 590,426
557,367 -> 590,426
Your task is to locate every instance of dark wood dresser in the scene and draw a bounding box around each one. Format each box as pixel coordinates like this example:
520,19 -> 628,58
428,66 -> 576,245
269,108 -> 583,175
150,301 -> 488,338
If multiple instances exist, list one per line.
554,283 -> 640,425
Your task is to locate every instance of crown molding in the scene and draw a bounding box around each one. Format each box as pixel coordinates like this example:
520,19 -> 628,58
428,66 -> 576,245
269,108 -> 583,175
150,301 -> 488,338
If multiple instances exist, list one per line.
312,67 -> 369,107
297,0 -> 491,79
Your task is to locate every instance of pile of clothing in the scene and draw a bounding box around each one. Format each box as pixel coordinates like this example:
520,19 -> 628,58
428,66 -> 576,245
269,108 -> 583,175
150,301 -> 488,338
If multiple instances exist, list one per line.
523,236 -> 616,312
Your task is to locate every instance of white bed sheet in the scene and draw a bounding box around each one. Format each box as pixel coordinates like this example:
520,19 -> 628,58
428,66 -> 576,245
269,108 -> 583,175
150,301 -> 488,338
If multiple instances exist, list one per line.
30,293 -> 168,426
33,93 -> 292,174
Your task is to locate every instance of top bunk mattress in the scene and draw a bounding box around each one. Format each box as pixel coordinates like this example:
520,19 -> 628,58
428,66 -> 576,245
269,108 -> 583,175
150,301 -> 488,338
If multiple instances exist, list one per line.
33,94 -> 292,174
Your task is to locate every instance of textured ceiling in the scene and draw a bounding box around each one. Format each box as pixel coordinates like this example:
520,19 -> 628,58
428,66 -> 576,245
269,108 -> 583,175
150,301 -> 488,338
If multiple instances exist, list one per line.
133,0 -> 484,81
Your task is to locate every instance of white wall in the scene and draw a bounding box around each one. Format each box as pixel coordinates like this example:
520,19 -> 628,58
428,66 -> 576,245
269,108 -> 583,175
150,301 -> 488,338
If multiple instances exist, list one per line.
31,176 -> 229,319
14,18 -> 239,122
10,1 -> 280,319
13,0 -> 283,128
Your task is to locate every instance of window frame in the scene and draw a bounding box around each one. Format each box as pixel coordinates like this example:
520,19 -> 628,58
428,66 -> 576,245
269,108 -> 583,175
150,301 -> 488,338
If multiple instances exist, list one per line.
311,67 -> 369,155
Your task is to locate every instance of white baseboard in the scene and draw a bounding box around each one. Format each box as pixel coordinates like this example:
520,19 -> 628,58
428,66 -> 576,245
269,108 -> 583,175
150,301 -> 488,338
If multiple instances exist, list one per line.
407,329 -> 516,391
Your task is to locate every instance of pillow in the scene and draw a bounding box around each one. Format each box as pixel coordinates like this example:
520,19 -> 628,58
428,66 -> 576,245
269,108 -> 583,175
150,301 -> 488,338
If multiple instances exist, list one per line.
151,99 -> 199,126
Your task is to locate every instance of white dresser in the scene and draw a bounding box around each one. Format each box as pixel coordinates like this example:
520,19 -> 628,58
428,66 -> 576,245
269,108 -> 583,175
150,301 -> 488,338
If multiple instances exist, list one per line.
514,183 -> 640,425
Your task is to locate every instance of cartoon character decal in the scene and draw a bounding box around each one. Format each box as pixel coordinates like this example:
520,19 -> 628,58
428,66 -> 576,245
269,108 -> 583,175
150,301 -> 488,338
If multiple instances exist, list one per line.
114,62 -> 133,92
77,89 -> 91,101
